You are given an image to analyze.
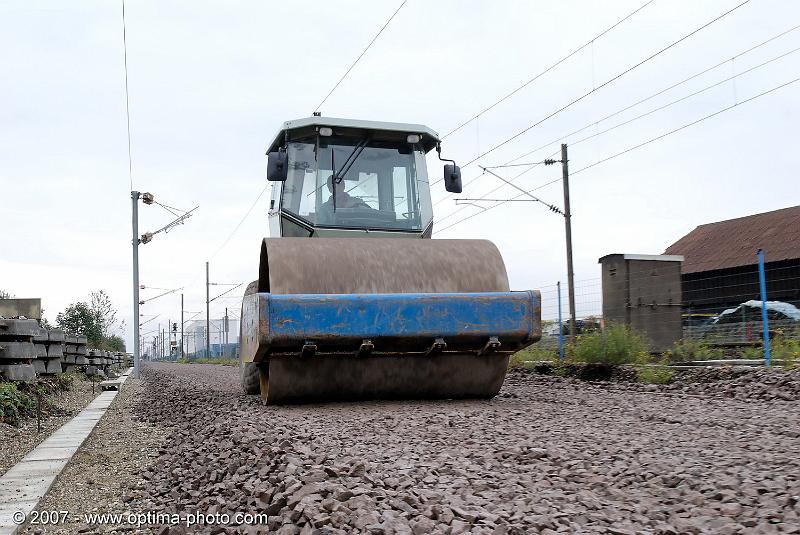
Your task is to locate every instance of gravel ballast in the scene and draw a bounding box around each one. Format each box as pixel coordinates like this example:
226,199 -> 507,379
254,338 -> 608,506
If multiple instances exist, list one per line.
18,376 -> 166,535
122,363 -> 800,534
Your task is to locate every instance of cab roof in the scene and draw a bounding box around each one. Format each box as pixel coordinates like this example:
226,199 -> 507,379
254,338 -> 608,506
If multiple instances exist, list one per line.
266,116 -> 441,154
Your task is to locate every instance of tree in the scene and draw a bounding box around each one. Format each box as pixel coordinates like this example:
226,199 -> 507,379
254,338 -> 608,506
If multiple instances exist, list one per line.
106,335 -> 126,352
90,290 -> 117,336
90,290 -> 127,348
39,314 -> 54,330
0,289 -> 12,299
56,302 -> 103,347
56,290 -> 126,350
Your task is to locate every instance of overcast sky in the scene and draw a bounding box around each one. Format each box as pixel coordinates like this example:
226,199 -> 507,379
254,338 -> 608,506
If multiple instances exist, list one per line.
1,0 -> 798,350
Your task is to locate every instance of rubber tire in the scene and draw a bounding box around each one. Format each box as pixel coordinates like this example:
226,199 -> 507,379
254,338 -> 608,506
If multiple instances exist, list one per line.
239,279 -> 261,395
240,361 -> 261,395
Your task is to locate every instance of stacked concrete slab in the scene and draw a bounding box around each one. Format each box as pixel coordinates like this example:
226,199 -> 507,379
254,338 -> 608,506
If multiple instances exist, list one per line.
0,318 -> 39,381
62,335 -> 88,373
32,328 -> 65,375
86,349 -> 108,378
112,352 -> 127,368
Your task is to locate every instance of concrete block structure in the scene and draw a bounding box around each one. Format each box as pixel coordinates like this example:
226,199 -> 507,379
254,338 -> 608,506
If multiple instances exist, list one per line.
599,254 -> 684,352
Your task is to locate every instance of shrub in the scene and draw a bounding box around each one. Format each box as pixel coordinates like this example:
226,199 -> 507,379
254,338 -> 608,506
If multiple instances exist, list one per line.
0,383 -> 36,426
772,336 -> 800,369
663,338 -> 724,363
740,344 -> 764,360
568,323 -> 650,365
55,373 -> 75,391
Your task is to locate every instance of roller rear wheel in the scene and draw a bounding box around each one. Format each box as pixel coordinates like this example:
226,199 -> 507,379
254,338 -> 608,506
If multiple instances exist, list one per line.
240,280 -> 261,395
240,361 -> 260,395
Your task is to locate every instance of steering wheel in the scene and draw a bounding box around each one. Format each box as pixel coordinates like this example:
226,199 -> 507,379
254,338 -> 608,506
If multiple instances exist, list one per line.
337,215 -> 379,225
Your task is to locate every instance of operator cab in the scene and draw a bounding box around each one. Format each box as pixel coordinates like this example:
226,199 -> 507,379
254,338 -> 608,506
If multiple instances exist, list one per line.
265,117 -> 461,239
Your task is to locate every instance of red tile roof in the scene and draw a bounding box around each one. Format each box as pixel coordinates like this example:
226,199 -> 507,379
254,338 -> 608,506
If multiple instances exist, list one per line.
664,205 -> 800,274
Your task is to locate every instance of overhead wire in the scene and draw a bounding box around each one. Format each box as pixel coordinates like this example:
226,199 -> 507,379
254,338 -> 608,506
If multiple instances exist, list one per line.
500,23 -> 800,167
432,0 -> 752,186
435,163 -> 547,225
494,45 -> 800,165
568,76 -> 800,177
184,1 -> 410,301
188,1 -> 649,302
202,2 -> 408,264
313,0 -> 407,113
121,0 -> 133,190
567,46 -> 800,147
209,182 -> 271,259
153,199 -> 194,218
435,75 -> 800,234
433,23 -> 798,213
442,0 -> 657,139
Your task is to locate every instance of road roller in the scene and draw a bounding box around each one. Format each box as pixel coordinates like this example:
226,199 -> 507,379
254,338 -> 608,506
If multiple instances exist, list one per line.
240,116 -> 541,403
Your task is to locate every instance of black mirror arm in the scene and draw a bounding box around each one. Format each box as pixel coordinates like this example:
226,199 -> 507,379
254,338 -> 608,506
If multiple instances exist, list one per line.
435,142 -> 456,167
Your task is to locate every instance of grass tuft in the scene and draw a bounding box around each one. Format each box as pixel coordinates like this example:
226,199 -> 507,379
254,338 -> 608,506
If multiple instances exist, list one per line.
637,365 -> 674,385
567,323 -> 650,365
509,344 -> 559,369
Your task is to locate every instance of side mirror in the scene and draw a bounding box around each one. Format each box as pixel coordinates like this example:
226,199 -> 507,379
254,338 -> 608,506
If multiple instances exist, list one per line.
267,151 -> 288,181
443,164 -> 462,193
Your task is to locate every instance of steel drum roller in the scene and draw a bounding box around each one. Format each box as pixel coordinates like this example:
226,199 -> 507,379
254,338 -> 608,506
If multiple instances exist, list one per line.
242,238 -> 540,403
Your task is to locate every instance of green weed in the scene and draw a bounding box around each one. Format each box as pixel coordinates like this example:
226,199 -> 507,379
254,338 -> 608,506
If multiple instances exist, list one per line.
663,338 -> 724,363
770,335 -> 800,369
0,383 -> 36,426
176,357 -> 238,366
568,323 -> 650,365
637,365 -> 674,385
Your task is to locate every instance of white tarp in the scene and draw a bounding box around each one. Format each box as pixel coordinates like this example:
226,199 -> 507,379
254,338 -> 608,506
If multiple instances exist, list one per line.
715,300 -> 800,323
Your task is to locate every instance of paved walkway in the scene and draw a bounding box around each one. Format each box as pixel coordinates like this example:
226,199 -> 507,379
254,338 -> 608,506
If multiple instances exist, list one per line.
0,370 -> 131,535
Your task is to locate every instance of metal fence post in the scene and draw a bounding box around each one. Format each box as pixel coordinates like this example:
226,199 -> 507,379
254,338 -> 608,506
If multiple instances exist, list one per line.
557,281 -> 564,362
757,249 -> 771,367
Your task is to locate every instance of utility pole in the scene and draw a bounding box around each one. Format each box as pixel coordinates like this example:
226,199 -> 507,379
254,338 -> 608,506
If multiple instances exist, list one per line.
130,190 -> 193,373
224,307 -> 229,358
180,294 -> 184,360
561,144 -> 577,343
206,261 -> 210,359
131,191 -> 141,378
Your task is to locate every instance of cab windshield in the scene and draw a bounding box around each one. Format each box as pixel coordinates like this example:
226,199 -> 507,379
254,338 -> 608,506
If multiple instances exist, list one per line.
281,137 -> 433,231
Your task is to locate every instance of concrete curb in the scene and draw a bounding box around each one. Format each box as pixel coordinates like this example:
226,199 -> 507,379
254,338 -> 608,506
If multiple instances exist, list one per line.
0,368 -> 133,535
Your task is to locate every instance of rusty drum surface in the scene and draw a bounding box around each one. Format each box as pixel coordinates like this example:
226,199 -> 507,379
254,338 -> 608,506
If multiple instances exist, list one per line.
242,237 -> 539,404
